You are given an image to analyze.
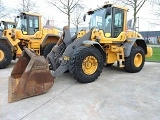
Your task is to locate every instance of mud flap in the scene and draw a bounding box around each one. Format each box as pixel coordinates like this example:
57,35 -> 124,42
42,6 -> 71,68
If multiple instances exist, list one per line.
8,48 -> 54,103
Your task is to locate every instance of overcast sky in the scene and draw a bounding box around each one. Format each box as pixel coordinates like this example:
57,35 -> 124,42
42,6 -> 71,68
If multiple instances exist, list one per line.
2,0 -> 159,31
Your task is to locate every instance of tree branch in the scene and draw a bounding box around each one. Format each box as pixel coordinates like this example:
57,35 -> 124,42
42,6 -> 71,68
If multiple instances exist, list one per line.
136,0 -> 146,13
119,0 -> 135,8
48,1 -> 68,15
70,0 -> 80,11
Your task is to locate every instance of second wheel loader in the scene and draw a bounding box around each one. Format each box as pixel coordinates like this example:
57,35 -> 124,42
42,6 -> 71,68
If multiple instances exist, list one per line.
0,20 -> 15,32
0,12 -> 61,69
8,3 -> 152,103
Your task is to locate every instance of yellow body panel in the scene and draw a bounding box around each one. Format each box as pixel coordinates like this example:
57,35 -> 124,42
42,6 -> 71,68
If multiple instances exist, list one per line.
14,44 -> 22,55
105,45 -> 125,66
106,50 -> 117,64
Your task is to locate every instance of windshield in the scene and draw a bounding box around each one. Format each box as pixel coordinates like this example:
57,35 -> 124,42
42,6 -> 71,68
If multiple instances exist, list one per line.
16,15 -> 27,33
89,8 -> 112,33
89,8 -> 106,29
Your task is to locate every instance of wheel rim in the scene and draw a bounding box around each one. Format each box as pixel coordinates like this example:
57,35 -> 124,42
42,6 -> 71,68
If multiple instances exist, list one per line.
0,49 -> 4,61
82,56 -> 98,75
134,53 -> 142,67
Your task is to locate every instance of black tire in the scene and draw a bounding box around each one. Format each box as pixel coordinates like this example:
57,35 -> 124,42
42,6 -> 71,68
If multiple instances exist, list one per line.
124,46 -> 145,73
0,42 -> 12,69
42,43 -> 56,57
69,46 -> 104,83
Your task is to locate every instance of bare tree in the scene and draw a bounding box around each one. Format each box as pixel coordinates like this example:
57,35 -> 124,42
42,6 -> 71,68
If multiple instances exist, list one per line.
47,0 -> 83,28
17,0 -> 38,13
0,0 -> 10,18
71,4 -> 85,33
149,0 -> 160,17
149,0 -> 160,26
119,0 -> 147,29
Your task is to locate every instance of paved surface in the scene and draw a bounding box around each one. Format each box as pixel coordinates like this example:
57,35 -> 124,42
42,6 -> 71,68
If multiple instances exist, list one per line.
0,61 -> 160,120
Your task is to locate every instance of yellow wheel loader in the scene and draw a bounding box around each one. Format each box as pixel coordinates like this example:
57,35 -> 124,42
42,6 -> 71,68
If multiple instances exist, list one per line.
0,12 -> 61,69
8,3 -> 152,102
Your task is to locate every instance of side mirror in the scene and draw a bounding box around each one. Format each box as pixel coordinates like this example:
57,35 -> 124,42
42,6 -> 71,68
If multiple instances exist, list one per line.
83,14 -> 86,22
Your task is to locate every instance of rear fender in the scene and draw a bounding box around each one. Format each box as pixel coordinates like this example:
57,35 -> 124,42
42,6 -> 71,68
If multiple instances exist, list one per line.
41,34 -> 60,48
123,38 -> 147,57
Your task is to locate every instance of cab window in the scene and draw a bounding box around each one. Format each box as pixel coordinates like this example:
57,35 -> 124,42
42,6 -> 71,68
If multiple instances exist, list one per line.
112,8 -> 124,38
28,16 -> 39,35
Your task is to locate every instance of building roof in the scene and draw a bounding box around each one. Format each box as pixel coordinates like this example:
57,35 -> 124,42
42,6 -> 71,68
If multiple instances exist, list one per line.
139,31 -> 160,38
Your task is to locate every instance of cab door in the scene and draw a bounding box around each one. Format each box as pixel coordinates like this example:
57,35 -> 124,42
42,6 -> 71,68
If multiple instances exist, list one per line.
27,15 -> 39,35
99,7 -> 126,43
111,8 -> 126,42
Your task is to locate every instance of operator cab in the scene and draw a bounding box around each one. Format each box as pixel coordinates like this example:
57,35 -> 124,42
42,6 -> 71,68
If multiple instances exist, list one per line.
85,3 -> 127,38
16,12 -> 40,35
0,21 -> 15,31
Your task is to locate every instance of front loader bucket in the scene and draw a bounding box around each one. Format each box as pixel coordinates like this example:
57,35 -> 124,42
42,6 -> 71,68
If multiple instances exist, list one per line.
8,48 -> 54,103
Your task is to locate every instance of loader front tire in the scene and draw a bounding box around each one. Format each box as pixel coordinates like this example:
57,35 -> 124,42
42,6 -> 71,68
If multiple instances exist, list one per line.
0,42 -> 12,69
69,46 -> 104,83
42,43 -> 56,57
124,46 -> 145,73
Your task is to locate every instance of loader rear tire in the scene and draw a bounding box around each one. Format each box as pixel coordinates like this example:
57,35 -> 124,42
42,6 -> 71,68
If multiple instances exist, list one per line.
69,46 -> 104,83
42,43 -> 56,57
0,42 -> 12,69
124,46 -> 145,73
